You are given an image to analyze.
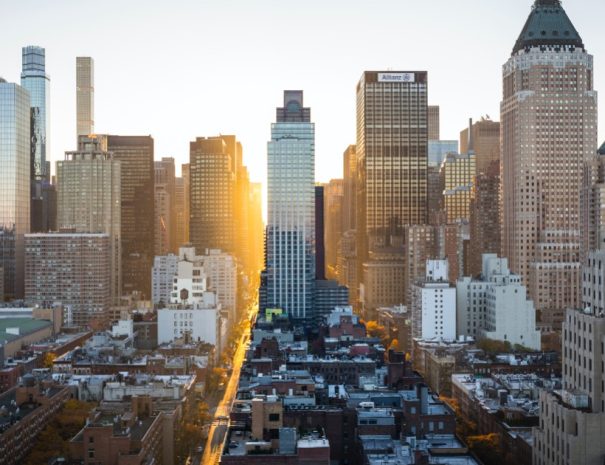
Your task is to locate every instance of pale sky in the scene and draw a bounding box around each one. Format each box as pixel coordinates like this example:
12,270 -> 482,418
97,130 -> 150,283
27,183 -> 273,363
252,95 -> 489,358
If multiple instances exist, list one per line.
1,0 -> 603,190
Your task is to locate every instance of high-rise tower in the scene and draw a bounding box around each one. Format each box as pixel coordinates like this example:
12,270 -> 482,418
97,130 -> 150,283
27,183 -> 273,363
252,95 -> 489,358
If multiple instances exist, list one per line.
0,79 -> 31,299
189,136 -> 236,255
97,135 -> 155,299
57,136 -> 121,303
21,46 -> 49,183
356,71 -> 429,253
501,0 -> 598,327
76,57 -> 94,138
21,46 -> 54,233
264,91 -> 315,321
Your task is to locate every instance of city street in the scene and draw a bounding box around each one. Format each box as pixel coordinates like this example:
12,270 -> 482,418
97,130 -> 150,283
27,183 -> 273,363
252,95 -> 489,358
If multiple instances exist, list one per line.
198,303 -> 257,465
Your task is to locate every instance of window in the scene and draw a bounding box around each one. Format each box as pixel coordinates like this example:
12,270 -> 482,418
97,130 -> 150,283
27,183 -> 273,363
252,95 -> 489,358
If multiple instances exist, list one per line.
268,413 -> 280,422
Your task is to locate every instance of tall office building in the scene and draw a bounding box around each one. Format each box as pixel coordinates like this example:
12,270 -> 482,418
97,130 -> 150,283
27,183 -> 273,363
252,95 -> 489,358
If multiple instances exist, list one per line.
76,57 -> 94,138
325,179 -> 343,280
57,136 -> 121,303
501,0 -> 598,327
356,72 -> 428,316
25,232 -> 111,327
440,151 -> 476,224
342,145 -> 357,233
97,135 -> 155,299
21,46 -> 53,233
465,118 -> 501,277
264,91 -> 315,321
181,163 -> 190,245
189,136 -> 236,256
581,143 -> 605,262
249,182 -> 264,277
315,185 -> 326,280
174,176 -> 187,249
0,79 -> 31,299
427,105 -> 440,140
460,117 -> 499,175
21,46 -> 49,183
154,157 -> 176,255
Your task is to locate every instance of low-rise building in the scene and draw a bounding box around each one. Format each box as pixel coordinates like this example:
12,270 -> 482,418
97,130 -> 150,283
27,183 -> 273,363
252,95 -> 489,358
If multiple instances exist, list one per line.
0,375 -> 72,465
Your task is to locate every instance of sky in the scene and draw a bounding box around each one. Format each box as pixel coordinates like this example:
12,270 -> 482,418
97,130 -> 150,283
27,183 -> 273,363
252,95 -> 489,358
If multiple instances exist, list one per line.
1,0 -> 604,192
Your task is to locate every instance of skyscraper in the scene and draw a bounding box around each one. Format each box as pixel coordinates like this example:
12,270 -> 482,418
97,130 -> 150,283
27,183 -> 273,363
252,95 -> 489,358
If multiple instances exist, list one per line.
356,71 -> 428,317
57,136 -> 121,303
315,185 -> 325,280
440,151 -> 475,224
76,57 -> 94,138
154,157 -> 176,254
325,179 -> 343,280
21,46 -> 52,233
357,71 -> 428,250
427,105 -> 440,140
465,118 -> 501,277
0,79 -> 30,299
189,136 -> 236,255
97,135 -> 155,299
21,46 -> 49,184
501,0 -> 598,327
264,91 -> 315,321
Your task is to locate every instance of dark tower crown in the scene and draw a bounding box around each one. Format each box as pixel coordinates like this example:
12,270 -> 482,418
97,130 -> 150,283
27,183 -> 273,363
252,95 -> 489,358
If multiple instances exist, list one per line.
598,142 -> 605,155
512,0 -> 584,55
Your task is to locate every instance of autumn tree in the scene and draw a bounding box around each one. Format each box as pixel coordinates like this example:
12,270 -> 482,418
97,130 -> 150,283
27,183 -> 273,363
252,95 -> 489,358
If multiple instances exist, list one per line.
466,433 -> 505,465
365,321 -> 388,345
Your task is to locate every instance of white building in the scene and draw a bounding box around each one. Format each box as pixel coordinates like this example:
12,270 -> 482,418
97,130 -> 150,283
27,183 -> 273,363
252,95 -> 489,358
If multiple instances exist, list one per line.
152,246 -> 237,321
201,249 -> 237,321
410,260 -> 456,341
152,254 -> 178,305
157,250 -> 225,352
457,254 -> 540,350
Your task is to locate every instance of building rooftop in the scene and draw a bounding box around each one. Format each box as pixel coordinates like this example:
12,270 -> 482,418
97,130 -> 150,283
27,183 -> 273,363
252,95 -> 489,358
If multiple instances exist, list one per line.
513,0 -> 584,55
0,318 -> 52,344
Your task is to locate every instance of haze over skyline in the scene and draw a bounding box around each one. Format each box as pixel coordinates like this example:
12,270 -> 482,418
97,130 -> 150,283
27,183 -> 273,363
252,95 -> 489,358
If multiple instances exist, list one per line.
1,0 -> 603,185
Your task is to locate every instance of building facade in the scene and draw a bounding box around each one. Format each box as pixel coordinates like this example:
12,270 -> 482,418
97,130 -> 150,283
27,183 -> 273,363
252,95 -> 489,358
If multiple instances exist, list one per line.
24,232 -> 111,327
501,0 -> 598,327
76,56 -> 94,138
189,137 -> 236,255
57,136 -> 121,303
99,135 -> 155,299
21,46 -> 52,234
410,260 -> 456,342
440,151 -> 476,224
0,79 -> 30,299
154,157 -> 176,255
264,91 -> 315,321
533,308 -> 605,465
356,71 -> 429,265
456,253 -> 541,349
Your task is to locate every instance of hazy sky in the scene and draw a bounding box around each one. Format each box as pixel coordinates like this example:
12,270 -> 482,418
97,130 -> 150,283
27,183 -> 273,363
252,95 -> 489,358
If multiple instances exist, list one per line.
1,0 -> 604,189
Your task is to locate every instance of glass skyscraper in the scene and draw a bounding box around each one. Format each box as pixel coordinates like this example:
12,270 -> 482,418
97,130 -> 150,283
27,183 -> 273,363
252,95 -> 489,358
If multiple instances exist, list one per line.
21,46 -> 49,182
265,91 -> 315,321
0,79 -> 31,299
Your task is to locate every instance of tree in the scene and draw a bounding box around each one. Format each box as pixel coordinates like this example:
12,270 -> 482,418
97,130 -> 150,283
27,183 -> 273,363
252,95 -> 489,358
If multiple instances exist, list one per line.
42,352 -> 57,369
466,433 -> 505,465
22,400 -> 96,465
365,321 -> 388,345
388,339 -> 400,352
476,338 -> 512,355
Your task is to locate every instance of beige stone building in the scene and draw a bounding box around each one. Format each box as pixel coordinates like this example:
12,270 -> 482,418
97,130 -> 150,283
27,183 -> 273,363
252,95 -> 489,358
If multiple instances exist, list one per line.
500,0 -> 598,327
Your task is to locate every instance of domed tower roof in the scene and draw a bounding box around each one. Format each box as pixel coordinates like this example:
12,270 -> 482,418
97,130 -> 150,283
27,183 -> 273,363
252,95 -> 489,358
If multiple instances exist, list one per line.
598,141 -> 605,155
513,0 -> 584,55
